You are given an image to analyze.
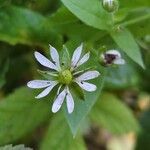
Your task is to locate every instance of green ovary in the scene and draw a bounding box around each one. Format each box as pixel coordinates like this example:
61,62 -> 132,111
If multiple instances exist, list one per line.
59,70 -> 73,85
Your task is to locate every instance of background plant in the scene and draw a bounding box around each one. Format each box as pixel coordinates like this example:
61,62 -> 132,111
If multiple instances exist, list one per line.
0,0 -> 150,149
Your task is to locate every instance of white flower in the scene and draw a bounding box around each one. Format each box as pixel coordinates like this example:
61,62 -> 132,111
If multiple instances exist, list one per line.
100,50 -> 125,66
27,44 -> 100,114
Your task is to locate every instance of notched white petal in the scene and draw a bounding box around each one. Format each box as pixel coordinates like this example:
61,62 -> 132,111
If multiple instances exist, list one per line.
113,58 -> 125,65
35,82 -> 58,99
76,52 -> 90,67
34,51 -> 58,71
66,88 -> 74,114
71,43 -> 83,68
76,71 -> 100,81
49,45 -> 61,70
106,50 -> 121,58
76,81 -> 97,92
27,80 -> 51,89
52,89 -> 66,113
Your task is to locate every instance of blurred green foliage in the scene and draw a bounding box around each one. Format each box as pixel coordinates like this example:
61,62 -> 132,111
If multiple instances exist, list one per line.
0,0 -> 149,149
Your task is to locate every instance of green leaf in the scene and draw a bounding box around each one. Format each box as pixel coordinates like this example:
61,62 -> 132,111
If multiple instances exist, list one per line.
0,5 -> 59,46
70,83 -> 85,101
49,6 -> 105,43
64,69 -> 106,136
90,92 -> 140,134
120,8 -> 150,27
40,113 -> 86,150
104,64 -> 139,90
111,28 -> 144,68
49,6 -> 78,26
0,87 -> 50,145
0,144 -> 32,150
61,0 -> 113,30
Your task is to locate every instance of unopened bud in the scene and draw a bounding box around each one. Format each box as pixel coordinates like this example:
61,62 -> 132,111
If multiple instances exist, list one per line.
102,0 -> 119,13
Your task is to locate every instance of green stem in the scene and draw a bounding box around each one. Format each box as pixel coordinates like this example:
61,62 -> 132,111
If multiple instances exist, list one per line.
120,13 -> 150,27
111,13 -> 115,26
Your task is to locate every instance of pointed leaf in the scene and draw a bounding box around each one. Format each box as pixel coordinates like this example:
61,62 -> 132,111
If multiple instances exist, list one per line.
111,28 -> 144,68
70,83 -> 85,101
61,0 -> 113,30
64,69 -> 105,136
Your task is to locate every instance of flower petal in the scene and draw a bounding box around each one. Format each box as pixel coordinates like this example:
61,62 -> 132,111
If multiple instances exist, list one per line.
100,53 -> 105,60
52,88 -> 67,113
49,45 -> 61,71
66,88 -> 74,114
76,52 -> 90,67
76,71 -> 100,81
75,81 -> 97,92
106,50 -> 121,58
34,51 -> 58,71
71,44 -> 83,68
27,80 -> 52,89
35,82 -> 58,99
113,58 -> 125,65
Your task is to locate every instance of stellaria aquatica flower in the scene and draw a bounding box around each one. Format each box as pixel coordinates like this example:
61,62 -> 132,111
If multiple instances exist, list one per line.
100,50 -> 125,66
27,44 -> 100,114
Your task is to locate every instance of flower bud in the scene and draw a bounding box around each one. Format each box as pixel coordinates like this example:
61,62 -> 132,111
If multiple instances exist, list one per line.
100,50 -> 125,66
102,0 -> 119,13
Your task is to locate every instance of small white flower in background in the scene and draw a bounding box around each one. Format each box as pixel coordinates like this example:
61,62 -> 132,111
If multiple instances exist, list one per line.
27,44 -> 100,114
100,50 -> 125,66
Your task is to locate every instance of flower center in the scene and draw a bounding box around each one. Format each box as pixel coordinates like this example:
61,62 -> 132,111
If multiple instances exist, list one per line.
59,70 -> 72,85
